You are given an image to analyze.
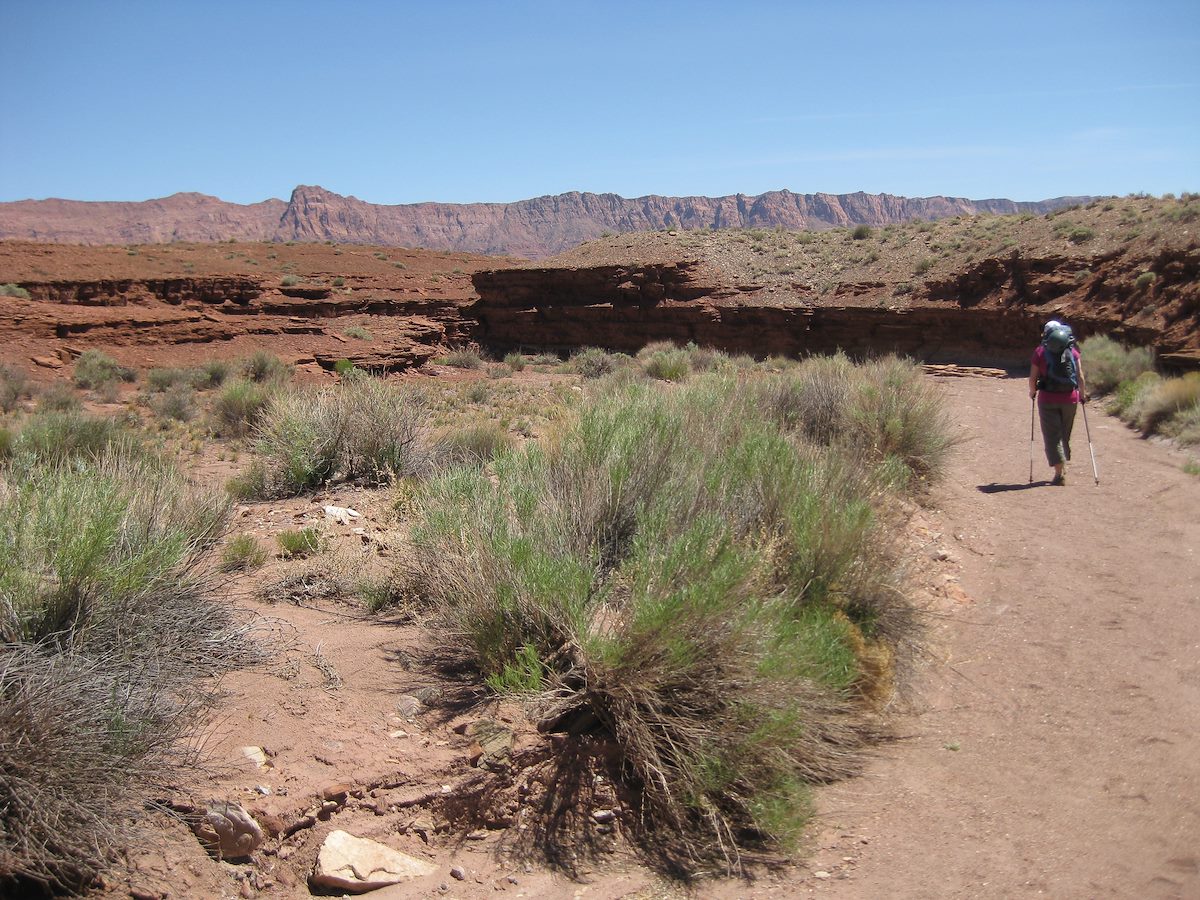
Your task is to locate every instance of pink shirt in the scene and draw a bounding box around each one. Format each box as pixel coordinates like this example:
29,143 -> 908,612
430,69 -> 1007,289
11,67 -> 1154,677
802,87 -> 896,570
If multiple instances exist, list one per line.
1032,345 -> 1081,404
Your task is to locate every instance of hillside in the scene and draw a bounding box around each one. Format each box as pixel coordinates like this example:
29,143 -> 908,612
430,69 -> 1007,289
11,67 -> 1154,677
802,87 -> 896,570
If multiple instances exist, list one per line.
0,185 -> 1087,259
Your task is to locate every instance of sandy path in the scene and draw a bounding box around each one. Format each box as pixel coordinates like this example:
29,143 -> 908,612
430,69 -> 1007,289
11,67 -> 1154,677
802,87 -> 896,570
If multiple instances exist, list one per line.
801,376 -> 1200,899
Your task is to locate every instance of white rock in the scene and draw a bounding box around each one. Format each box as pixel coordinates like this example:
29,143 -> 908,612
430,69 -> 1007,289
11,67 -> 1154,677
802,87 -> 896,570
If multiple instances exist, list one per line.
240,746 -> 271,770
324,505 -> 362,525
311,830 -> 436,892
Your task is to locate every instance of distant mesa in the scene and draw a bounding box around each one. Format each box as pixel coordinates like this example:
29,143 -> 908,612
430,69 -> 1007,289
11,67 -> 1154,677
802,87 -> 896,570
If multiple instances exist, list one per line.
0,185 -> 1089,259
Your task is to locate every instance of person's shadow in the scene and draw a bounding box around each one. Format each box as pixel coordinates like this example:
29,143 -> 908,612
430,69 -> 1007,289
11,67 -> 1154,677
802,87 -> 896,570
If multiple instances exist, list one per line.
977,481 -> 1051,493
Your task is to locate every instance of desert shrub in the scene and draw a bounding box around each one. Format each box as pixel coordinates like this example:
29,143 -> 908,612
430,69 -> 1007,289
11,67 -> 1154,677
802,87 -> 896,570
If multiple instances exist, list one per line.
1134,271 -> 1156,291
240,350 -> 290,384
851,224 -> 873,240
1132,373 -> 1200,435
640,346 -> 692,382
571,347 -> 629,379
247,379 -> 428,496
1171,404 -> 1200,446
73,350 -> 134,390
914,258 -> 934,276
1066,226 -> 1095,244
11,412 -> 142,467
0,427 -> 12,460
848,356 -> 956,481
149,384 -> 197,422
434,423 -> 514,468
334,358 -> 356,376
220,533 -> 268,572
404,371 -> 936,869
146,367 -> 196,392
280,274 -> 300,287
684,342 -> 724,372
35,382 -> 81,414
225,461 -> 267,501
754,353 -> 856,445
339,377 -> 429,482
344,325 -> 372,340
211,378 -> 272,436
440,346 -> 485,369
276,527 -> 322,558
503,352 -> 526,372
332,277 -> 346,288
194,359 -> 231,390
1078,336 -> 1155,395
0,282 -> 31,299
0,365 -> 30,413
252,390 -> 345,496
527,353 -> 562,366
0,453 -> 256,892
1109,371 -> 1160,418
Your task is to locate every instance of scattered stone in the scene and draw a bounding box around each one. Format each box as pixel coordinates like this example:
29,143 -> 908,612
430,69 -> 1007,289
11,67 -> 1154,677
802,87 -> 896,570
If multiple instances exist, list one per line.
31,355 -> 63,369
323,505 -> 362,525
321,782 -> 354,802
240,746 -> 272,771
252,784 -> 270,795
191,802 -> 264,859
310,830 -> 436,892
396,695 -> 423,719
814,870 -> 831,879
466,719 -> 514,772
590,809 -> 617,824
467,829 -> 488,841
410,817 -> 435,841
389,729 -> 409,739
450,865 -> 467,881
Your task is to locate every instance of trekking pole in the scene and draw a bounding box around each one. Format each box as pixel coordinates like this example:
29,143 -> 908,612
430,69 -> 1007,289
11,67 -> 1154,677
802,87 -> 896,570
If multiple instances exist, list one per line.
1079,396 -> 1100,484
1029,396 -> 1036,484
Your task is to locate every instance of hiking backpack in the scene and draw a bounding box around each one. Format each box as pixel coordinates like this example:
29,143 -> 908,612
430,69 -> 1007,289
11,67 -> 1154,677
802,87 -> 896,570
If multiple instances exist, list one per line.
1040,326 -> 1078,393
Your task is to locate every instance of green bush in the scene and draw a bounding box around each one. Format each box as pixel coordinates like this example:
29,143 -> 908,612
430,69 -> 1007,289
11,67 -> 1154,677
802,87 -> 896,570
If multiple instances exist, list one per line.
1067,226 -> 1095,244
404,370 -> 940,868
434,423 -> 514,468
73,350 -> 134,390
11,412 -> 143,467
1,282 -> 31,299
851,224 -> 873,240
334,358 -> 356,376
211,378 -> 272,436
240,350 -> 290,383
0,365 -> 30,412
640,345 -> 692,382
571,347 -> 629,378
194,359 -> 231,390
280,274 -> 300,287
1134,271 -> 1156,290
439,347 -> 485,369
149,384 -> 197,422
146,367 -> 196,392
914,258 -> 934,276
276,527 -> 322,558
35,382 -> 82,413
1109,371 -> 1160,418
503,352 -> 526,372
0,452 -> 255,891
1078,335 -> 1155,395
245,379 -> 428,497
1132,372 -> 1200,435
220,533 -> 268,572
344,325 -> 372,340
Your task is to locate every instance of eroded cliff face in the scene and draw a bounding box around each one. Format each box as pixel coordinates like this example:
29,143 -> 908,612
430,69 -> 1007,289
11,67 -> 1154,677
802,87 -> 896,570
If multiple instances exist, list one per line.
0,186 -> 1085,259
470,246 -> 1198,369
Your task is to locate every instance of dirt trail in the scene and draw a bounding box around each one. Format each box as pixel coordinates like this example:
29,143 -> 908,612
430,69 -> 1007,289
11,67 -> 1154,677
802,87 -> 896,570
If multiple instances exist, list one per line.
803,376 -> 1200,899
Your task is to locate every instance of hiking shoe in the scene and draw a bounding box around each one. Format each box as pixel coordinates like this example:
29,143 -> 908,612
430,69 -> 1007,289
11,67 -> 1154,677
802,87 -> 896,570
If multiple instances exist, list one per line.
1051,473 -> 1065,486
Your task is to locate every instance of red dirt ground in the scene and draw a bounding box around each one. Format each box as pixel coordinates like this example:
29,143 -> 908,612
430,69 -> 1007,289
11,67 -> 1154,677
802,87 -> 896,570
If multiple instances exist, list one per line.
80,374 -> 1199,900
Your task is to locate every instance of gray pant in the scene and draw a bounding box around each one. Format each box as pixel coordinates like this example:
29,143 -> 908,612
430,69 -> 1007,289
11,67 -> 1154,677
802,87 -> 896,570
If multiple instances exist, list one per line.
1039,402 -> 1077,466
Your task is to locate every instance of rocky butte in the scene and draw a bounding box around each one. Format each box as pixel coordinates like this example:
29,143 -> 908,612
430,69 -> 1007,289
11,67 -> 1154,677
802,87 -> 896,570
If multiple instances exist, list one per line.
0,186 -> 1088,260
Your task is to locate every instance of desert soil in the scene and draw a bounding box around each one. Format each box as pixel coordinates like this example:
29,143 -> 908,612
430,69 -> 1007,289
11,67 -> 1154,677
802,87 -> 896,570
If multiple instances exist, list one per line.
106,374 -> 1199,900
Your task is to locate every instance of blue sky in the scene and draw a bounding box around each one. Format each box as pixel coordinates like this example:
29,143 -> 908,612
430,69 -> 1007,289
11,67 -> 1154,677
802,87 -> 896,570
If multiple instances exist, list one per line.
1,1 -> 1196,205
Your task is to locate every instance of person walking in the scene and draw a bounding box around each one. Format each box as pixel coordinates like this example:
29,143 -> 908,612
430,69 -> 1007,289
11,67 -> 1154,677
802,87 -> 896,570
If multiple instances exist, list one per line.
1029,320 -> 1087,485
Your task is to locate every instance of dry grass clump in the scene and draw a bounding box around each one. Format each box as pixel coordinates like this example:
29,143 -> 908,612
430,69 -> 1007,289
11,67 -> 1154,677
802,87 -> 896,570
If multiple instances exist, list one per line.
438,345 -> 486,369
1079,335 -> 1155,395
246,377 -> 429,497
434,422 -> 514,468
239,350 -> 290,384
1130,372 -> 1200,435
210,378 -> 274,437
402,364 -> 947,872
0,365 -> 30,413
73,350 -> 135,391
0,451 -> 259,893
638,342 -> 692,382
10,411 -> 144,468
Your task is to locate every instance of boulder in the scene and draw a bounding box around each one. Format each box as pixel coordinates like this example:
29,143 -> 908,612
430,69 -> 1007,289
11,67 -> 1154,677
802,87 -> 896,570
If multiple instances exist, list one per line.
192,802 -> 264,859
311,830 -> 436,892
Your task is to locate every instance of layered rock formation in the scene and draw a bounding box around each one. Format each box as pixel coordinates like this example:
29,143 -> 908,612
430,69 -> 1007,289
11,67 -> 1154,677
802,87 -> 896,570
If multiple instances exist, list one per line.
0,186 -> 1087,259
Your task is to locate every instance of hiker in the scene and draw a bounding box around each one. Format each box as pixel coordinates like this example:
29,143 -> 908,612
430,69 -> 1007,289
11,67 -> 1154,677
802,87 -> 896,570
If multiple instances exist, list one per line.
1029,320 -> 1087,485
